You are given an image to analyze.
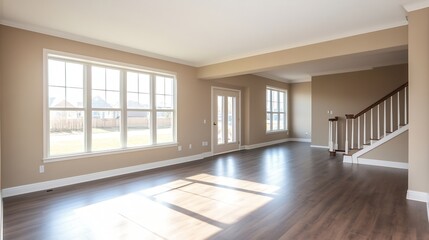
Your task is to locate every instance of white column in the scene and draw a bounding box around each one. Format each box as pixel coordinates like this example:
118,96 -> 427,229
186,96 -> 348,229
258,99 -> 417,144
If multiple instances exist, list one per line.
335,121 -> 338,150
351,119 -> 354,149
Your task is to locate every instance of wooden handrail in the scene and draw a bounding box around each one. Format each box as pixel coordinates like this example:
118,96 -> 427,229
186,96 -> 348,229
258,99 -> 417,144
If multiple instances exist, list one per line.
349,82 -> 408,119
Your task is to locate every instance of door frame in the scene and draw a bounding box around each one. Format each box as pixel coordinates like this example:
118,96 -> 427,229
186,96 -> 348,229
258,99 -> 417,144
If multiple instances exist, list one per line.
211,86 -> 242,155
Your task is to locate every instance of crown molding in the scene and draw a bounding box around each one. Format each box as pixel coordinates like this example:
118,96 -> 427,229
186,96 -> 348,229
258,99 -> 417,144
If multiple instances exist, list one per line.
403,0 -> 429,12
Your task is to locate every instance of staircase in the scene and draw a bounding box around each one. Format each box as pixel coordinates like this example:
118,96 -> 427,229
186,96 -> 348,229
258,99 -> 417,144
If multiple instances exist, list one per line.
328,82 -> 408,163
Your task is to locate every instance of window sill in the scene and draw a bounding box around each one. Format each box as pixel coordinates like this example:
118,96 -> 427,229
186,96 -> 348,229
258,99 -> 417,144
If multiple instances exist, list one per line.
43,143 -> 178,163
266,130 -> 288,135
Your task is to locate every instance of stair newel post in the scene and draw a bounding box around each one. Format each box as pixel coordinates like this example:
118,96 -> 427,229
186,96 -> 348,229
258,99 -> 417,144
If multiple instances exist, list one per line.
383,100 -> 387,137
357,116 -> 360,149
390,96 -> 393,133
335,120 -> 338,150
397,92 -> 400,130
328,117 -> 338,156
345,114 -> 354,155
404,87 -> 408,124
363,113 -> 366,145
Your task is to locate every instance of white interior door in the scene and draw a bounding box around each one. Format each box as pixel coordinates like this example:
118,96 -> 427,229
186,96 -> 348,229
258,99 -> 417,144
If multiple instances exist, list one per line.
212,88 -> 240,154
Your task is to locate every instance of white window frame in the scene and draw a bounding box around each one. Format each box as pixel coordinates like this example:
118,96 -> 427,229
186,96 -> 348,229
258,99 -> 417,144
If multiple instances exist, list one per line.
43,49 -> 177,162
266,86 -> 287,133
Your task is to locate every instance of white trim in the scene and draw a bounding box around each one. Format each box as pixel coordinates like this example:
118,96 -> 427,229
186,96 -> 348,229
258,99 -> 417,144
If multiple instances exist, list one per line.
310,145 -> 329,149
243,139 -> 289,150
406,190 -> 429,222
2,152 -> 212,198
343,155 -> 353,163
403,0 -> 429,12
357,158 -> 408,169
351,125 -> 408,163
406,190 -> 429,203
288,138 -> 311,143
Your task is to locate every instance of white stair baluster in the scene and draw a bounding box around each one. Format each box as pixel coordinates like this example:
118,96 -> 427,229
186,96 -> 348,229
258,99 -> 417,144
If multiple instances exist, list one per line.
345,118 -> 349,155
357,116 -> 360,149
377,105 -> 380,139
370,108 -> 373,141
335,121 -> 338,150
397,92 -> 400,130
404,87 -> 408,124
351,119 -> 354,149
363,113 -> 366,145
390,96 -> 393,132
384,100 -> 387,137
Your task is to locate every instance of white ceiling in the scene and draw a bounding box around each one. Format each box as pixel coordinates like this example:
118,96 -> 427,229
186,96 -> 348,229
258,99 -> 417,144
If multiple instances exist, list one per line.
0,0 -> 426,81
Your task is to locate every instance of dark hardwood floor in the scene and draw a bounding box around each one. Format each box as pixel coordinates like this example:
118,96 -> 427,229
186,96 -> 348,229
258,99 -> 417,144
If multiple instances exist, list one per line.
4,142 -> 429,240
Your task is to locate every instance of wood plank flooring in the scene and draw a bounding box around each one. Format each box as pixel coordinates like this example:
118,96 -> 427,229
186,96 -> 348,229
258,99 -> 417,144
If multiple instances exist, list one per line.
4,142 -> 429,239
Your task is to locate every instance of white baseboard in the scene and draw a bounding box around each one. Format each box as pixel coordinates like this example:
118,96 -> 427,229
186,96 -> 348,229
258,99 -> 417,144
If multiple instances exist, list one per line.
243,139 -> 289,150
2,152 -> 212,198
343,155 -> 353,163
406,190 -> 429,222
310,145 -> 329,149
288,138 -> 311,143
357,158 -> 408,169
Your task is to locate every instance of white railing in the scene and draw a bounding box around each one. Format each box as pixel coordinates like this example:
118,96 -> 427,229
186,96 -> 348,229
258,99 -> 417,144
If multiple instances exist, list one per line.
328,83 -> 408,155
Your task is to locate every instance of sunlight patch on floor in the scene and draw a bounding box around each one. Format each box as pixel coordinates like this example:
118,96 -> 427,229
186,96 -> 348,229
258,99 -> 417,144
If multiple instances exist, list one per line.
74,174 -> 279,239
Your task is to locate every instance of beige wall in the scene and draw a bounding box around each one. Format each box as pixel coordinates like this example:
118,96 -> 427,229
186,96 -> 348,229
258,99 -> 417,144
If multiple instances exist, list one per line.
212,75 -> 290,146
312,64 -> 408,148
408,8 -> 429,194
290,82 -> 311,139
361,131 -> 408,163
0,25 -> 213,188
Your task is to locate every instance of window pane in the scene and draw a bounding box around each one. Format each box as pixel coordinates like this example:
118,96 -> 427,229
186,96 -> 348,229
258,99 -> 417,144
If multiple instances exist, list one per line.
66,88 -> 83,108
106,69 -> 120,91
106,91 -> 120,108
156,112 -> 174,143
227,96 -> 236,143
139,93 -> 150,108
50,110 -> 84,156
279,92 -> 285,112
127,72 -> 138,92
48,59 -> 65,87
92,90 -> 106,108
156,76 -> 165,94
92,66 -> 106,90
217,96 -> 224,144
66,62 -> 84,88
127,111 -> 151,147
272,113 -> 279,131
165,78 -> 173,95
139,74 -> 150,93
279,113 -> 285,130
266,89 -> 271,112
92,111 -> 121,151
49,86 -> 66,108
266,113 -> 271,131
127,92 -> 139,108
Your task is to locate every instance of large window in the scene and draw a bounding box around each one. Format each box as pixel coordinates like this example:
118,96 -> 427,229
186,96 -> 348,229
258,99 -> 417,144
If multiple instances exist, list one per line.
45,51 -> 176,159
266,87 -> 287,132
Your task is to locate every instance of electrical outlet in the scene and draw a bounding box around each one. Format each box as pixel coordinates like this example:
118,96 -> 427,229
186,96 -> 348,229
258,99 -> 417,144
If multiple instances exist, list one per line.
189,144 -> 192,149
202,141 -> 208,146
39,165 -> 45,173
203,119 -> 207,124
178,146 -> 182,151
